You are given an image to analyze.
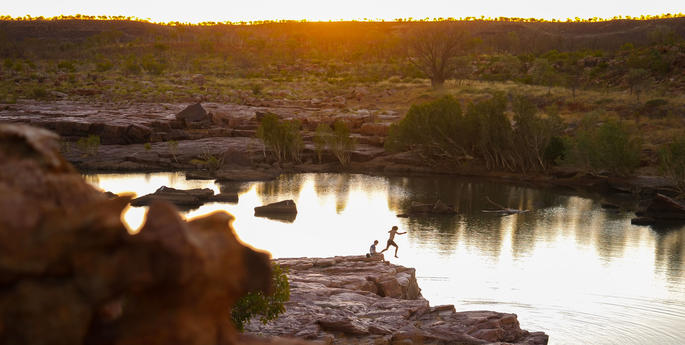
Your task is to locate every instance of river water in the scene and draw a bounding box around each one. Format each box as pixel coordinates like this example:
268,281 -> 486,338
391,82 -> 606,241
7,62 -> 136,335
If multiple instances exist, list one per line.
85,172 -> 685,345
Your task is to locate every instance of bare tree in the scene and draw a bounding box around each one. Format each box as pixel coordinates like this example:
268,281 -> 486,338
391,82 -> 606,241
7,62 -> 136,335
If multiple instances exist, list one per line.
406,22 -> 470,89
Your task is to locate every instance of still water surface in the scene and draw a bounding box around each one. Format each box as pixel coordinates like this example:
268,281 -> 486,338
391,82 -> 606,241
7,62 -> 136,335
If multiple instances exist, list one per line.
85,172 -> 685,345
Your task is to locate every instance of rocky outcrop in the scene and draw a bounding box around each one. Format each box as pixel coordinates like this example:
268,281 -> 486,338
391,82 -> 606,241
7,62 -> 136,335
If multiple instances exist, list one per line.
130,185 -> 215,209
246,256 -> 549,345
0,123 -> 276,345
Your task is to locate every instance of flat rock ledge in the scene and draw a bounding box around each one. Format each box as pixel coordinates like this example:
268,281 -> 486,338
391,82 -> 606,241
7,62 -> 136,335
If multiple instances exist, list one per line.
246,255 -> 548,345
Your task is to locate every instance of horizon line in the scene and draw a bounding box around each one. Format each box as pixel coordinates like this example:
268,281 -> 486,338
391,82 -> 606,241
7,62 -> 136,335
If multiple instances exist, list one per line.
2,12 -> 684,25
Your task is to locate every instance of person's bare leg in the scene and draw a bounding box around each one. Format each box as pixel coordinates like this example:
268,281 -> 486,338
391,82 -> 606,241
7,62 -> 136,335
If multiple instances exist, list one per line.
380,244 -> 389,253
394,244 -> 399,258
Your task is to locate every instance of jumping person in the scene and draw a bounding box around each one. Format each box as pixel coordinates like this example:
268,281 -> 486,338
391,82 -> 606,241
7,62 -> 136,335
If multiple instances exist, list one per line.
379,225 -> 406,258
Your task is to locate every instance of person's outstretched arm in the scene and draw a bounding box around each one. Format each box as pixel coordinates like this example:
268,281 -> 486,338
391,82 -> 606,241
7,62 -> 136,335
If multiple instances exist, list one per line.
398,231 -> 407,235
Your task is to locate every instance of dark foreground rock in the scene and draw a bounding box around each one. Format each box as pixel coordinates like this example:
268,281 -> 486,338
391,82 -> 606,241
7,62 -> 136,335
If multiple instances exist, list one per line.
0,123 -> 302,345
246,256 -> 549,345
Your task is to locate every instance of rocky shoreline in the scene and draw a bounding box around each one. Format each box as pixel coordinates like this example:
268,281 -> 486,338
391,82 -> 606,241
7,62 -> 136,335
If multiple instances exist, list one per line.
246,255 -> 549,345
1,100 -> 682,224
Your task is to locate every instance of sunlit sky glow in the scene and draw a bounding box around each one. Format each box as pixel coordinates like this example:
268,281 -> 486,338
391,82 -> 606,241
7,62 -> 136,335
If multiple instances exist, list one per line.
4,0 -> 684,23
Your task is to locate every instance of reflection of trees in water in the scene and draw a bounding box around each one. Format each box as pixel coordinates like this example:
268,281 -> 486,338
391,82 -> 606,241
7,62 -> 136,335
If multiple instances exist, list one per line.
82,174 -> 100,185
593,211 -> 628,261
654,228 -> 685,284
218,181 -> 253,194
387,176 -> 563,258
312,173 -> 352,214
404,215 -> 463,254
511,212 -> 535,259
386,176 -> 409,215
255,174 -> 306,200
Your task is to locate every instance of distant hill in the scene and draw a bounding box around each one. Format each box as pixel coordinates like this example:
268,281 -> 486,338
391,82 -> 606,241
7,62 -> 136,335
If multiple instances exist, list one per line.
1,18 -> 685,57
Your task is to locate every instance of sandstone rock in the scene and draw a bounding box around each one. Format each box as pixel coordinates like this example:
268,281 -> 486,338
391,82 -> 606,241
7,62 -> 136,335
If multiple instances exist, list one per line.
130,186 -> 215,209
212,192 -> 239,203
0,123 -> 280,345
246,256 -> 547,345
255,200 -> 298,215
176,103 -> 211,127
254,200 -> 298,222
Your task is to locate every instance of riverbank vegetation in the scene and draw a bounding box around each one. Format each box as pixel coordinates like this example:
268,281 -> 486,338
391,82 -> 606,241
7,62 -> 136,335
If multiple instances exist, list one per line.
1,17 -> 684,182
231,263 -> 290,331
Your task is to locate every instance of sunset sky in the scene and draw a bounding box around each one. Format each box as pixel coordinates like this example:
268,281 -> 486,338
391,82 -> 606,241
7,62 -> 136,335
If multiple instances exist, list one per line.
4,0 -> 684,23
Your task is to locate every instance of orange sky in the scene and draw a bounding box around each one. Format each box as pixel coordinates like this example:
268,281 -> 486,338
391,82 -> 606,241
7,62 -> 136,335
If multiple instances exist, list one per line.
4,0 -> 684,23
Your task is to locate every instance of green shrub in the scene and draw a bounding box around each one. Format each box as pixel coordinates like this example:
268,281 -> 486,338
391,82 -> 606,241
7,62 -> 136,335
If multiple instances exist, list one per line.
543,136 -> 566,165
511,95 -> 564,171
314,123 -> 329,163
167,140 -> 179,163
141,54 -> 166,75
386,95 -> 473,164
658,135 -> 685,193
57,60 -> 76,72
251,83 -> 263,95
96,59 -> 113,72
231,263 -> 290,332
566,116 -> 641,175
123,55 -> 141,75
76,135 -> 100,157
31,87 -> 48,99
319,119 -> 356,167
256,113 -> 302,162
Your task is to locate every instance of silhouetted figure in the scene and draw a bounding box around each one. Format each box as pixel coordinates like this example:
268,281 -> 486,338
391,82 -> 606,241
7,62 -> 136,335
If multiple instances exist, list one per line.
379,226 -> 406,258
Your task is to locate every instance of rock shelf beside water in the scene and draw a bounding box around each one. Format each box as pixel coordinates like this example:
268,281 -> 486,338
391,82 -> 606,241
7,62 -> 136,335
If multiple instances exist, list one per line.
246,255 -> 549,345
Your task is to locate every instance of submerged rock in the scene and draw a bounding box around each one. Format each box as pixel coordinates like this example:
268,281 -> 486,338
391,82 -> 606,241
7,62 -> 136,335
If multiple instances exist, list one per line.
246,255 -> 548,345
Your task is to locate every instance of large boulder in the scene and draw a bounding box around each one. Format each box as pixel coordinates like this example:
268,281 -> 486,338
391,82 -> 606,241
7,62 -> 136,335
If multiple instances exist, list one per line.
254,200 -> 298,223
254,200 -> 298,215
176,103 -> 212,127
0,123 -> 275,345
130,186 -> 215,209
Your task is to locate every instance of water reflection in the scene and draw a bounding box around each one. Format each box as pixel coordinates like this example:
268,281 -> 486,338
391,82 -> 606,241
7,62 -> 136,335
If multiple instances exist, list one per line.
85,172 -> 685,345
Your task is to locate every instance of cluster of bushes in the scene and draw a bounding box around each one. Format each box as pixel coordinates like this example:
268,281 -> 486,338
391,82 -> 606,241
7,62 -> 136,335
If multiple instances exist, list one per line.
564,115 -> 642,175
659,136 -> 685,193
387,95 -> 645,176
231,263 -> 290,331
314,119 -> 356,167
257,114 -> 355,166
256,113 -> 303,162
386,95 -> 565,173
